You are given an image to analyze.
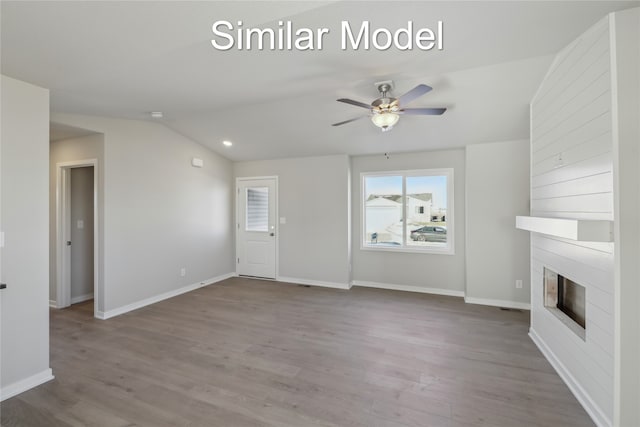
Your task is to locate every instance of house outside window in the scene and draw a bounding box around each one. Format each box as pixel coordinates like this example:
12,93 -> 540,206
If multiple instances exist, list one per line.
361,168 -> 454,254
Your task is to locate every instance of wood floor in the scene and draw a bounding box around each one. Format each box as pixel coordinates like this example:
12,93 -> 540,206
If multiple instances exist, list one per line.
1,277 -> 593,427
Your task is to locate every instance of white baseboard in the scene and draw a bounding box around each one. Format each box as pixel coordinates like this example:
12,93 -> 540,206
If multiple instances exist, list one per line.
50,294 -> 95,308
278,276 -> 351,290
0,368 -> 54,402
98,272 -> 235,320
464,297 -> 530,310
529,328 -> 610,427
351,280 -> 465,297
71,293 -> 94,305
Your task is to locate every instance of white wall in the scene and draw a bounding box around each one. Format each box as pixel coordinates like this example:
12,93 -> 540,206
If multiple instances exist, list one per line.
610,8 -> 640,427
234,155 -> 351,287
465,140 -> 531,308
351,149 -> 466,294
49,133 -> 104,306
529,16 -> 615,426
70,167 -> 94,301
50,114 -> 234,316
0,75 -> 53,399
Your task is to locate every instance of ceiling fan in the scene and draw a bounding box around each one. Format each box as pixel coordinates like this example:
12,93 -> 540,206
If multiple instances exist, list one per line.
332,81 -> 446,132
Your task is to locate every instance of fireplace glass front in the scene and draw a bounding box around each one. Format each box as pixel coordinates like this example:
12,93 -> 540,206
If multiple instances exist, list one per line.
543,267 -> 586,339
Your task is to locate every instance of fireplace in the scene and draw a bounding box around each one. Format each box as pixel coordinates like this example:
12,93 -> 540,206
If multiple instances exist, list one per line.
543,267 -> 586,340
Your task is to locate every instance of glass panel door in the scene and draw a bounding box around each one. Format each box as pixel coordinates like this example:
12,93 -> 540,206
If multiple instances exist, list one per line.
246,187 -> 269,232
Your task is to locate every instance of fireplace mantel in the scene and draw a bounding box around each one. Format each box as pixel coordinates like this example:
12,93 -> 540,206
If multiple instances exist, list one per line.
516,216 -> 613,242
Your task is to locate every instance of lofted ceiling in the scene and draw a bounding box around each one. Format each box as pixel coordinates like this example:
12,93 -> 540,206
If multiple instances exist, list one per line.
2,1 -> 638,161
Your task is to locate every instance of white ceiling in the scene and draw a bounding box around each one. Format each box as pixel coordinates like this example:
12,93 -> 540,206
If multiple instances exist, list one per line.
49,122 -> 99,142
2,1 -> 638,161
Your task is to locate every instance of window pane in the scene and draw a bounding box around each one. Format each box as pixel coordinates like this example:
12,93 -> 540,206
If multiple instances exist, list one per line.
246,187 -> 268,232
364,176 -> 402,246
406,175 -> 447,247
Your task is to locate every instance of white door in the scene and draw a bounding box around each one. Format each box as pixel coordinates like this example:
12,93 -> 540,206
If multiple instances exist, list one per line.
236,178 -> 277,279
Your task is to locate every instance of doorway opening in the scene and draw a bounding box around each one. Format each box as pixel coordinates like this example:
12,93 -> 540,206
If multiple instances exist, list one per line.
55,160 -> 99,318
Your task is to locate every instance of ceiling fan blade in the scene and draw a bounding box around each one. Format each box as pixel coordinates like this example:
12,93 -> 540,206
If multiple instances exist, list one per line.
400,107 -> 446,115
337,98 -> 372,109
332,116 -> 366,126
398,84 -> 432,106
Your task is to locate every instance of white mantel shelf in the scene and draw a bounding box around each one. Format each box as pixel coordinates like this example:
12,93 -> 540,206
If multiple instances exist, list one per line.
516,216 -> 613,242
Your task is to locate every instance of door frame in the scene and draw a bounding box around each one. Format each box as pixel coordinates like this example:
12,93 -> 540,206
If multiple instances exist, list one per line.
235,176 -> 279,280
55,159 -> 100,317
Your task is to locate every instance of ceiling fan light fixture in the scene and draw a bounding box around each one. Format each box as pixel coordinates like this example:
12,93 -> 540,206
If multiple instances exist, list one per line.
371,112 -> 399,131
333,81 -> 445,130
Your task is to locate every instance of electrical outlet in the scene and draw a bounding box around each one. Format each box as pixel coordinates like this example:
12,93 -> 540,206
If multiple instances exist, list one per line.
515,279 -> 523,289
180,267 -> 186,277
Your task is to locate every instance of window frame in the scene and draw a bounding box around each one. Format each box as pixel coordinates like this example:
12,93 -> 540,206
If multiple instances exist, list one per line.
360,168 -> 454,255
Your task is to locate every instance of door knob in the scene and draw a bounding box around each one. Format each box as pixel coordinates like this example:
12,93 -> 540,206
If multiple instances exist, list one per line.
270,233 -> 275,236
0,283 -> 6,290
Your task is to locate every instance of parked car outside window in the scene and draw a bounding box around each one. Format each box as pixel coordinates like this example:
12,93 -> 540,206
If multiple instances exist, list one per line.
410,226 -> 447,242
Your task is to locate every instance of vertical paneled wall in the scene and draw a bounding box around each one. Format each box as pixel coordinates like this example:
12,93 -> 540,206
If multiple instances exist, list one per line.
530,16 -> 614,426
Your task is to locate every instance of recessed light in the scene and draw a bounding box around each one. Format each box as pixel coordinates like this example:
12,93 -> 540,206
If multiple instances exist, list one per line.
150,111 -> 163,119
222,140 -> 233,147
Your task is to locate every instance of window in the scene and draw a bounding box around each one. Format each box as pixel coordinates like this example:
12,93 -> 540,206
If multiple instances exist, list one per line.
246,187 -> 269,232
361,169 -> 453,254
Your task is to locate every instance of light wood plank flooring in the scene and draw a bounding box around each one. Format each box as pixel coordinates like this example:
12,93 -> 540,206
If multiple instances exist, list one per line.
1,277 -> 593,426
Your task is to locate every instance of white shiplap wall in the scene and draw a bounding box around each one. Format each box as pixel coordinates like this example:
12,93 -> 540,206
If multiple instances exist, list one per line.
530,16 -> 614,427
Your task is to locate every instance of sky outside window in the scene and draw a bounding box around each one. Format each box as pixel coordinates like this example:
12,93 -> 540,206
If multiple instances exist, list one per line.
365,176 -> 402,196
